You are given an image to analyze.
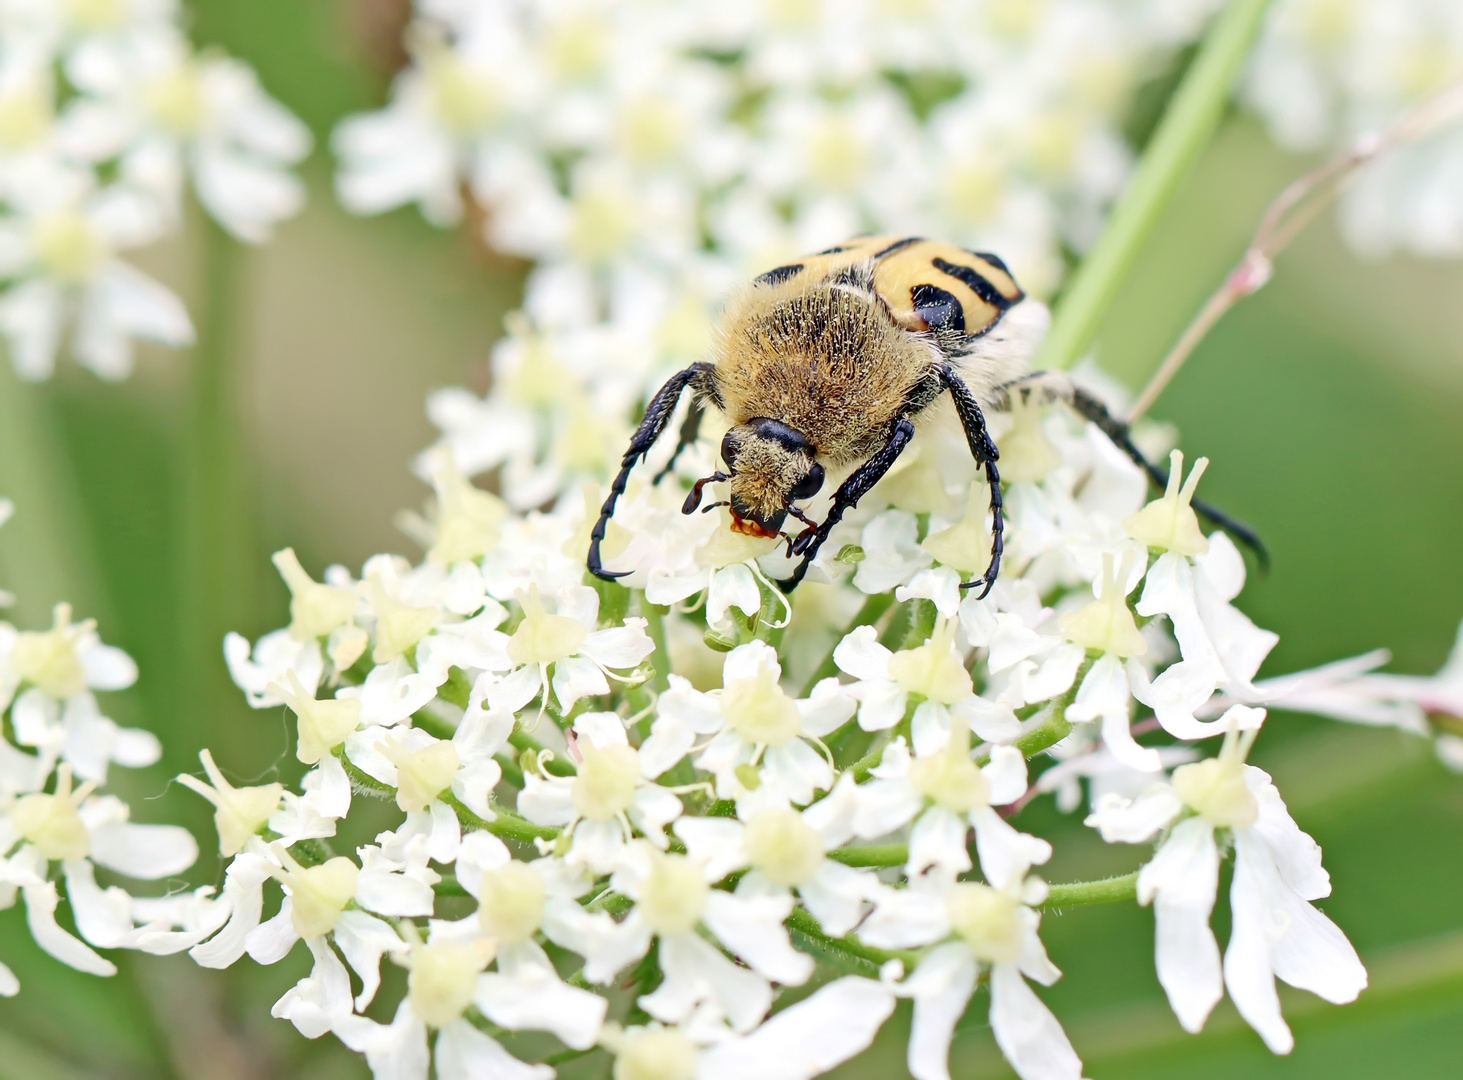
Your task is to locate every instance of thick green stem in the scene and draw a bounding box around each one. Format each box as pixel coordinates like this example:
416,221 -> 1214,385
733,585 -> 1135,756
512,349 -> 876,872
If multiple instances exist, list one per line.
1042,871 -> 1140,908
1036,0 -> 1274,371
799,592 -> 894,697
785,907 -> 920,972
0,366 -> 107,629
179,216 -> 257,716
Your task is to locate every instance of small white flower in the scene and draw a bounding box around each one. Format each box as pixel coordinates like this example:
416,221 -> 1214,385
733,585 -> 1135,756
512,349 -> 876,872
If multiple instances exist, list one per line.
1086,716 -> 1367,1052
862,869 -> 1084,1080
642,640 -> 853,805
517,711 -> 684,874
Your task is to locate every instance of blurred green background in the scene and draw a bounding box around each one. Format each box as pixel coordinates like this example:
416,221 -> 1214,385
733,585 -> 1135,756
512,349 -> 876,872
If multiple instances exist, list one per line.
0,1 -> 1460,1077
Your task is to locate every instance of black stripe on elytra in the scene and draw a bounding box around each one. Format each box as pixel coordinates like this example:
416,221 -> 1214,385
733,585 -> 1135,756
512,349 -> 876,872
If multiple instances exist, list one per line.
967,250 -> 1016,281
934,257 -> 1015,311
755,263 -> 803,286
873,236 -> 922,259
910,283 -> 965,335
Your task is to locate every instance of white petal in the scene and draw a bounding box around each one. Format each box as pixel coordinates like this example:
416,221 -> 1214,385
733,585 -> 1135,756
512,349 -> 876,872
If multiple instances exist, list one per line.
707,563 -> 762,626
271,936 -> 353,1039
435,1019 -> 553,1080
673,817 -> 748,882
759,738 -> 832,805
703,890 -> 812,985
580,621 -> 655,669
1068,655 -> 1161,773
971,806 -> 1052,890
904,943 -> 978,1080
474,940 -> 608,1049
573,710 -> 630,749
62,859 -> 134,948
1085,787 -> 1184,844
88,822 -> 198,880
641,931 -> 772,1033
1142,816 -> 1223,1033
333,909 -> 407,1011
190,853 -> 273,968
860,883 -> 950,949
988,962 -> 1086,1080
552,655 -> 610,713
796,678 -> 857,738
246,899 -> 301,965
722,640 -> 783,683
983,744 -> 1029,806
0,961 -> 17,996
908,806 -> 972,877
335,1000 -> 429,1080
697,976 -> 896,1080
798,860 -> 873,938
540,901 -> 651,985
23,881 -> 115,976
833,624 -> 892,681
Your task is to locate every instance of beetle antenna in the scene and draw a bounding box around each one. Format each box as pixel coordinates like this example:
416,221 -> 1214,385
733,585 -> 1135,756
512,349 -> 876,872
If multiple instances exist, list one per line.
683,472 -> 729,514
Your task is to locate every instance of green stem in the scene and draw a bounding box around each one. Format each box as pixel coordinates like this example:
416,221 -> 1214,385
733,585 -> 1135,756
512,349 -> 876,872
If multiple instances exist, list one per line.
0,365 -> 107,629
640,595 -> 672,694
785,907 -> 920,972
179,216 -> 256,713
1036,0 -> 1274,371
1042,871 -> 1140,909
799,592 -> 894,697
826,843 -> 907,868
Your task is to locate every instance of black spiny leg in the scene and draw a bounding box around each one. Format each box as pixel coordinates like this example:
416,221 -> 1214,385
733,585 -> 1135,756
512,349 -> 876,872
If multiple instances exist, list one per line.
1065,384 -> 1269,569
937,365 -> 1004,599
652,398 -> 704,484
588,363 -> 715,581
777,418 -> 917,593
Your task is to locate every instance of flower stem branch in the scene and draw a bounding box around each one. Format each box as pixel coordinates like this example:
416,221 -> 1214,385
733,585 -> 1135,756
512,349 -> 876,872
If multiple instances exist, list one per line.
1128,77 -> 1463,421
1036,0 -> 1274,372
1042,871 -> 1140,909
785,907 -> 920,972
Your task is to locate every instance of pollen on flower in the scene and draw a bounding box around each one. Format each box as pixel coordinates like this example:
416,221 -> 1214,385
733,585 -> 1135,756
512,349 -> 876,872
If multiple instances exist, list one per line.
947,882 -> 1023,965
10,602 -> 91,699
1059,552 -> 1148,658
272,548 -> 356,642
637,853 -> 709,937
1172,726 -> 1260,829
887,619 -> 973,704
32,211 -> 105,284
743,807 -> 824,886
571,741 -> 642,821
720,660 -> 802,746
922,482 -> 995,573
273,671 -> 361,764
605,1024 -> 700,1080
507,585 -> 588,666
368,576 -> 439,663
907,716 -> 991,813
380,734 -> 460,813
407,938 -> 494,1029
12,764 -> 94,861
176,749 -> 284,856
273,848 -> 359,940
478,861 -> 546,945
1123,449 -> 1210,556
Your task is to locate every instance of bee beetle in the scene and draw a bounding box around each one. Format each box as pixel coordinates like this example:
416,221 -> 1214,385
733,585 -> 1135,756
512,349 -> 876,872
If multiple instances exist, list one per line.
588,235 -> 1262,595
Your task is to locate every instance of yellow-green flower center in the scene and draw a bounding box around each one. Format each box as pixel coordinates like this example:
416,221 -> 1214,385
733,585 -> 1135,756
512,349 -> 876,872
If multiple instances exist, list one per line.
507,585 -> 588,666
743,808 -> 824,886
720,663 -> 801,747
947,882 -> 1023,964
478,861 -> 545,945
637,853 -> 708,937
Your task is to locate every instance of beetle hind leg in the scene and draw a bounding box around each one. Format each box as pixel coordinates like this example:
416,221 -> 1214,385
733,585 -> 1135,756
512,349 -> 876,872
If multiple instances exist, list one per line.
937,364 -> 1005,599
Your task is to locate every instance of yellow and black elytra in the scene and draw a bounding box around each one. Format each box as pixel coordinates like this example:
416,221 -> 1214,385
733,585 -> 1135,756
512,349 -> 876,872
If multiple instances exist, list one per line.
588,235 -> 1263,594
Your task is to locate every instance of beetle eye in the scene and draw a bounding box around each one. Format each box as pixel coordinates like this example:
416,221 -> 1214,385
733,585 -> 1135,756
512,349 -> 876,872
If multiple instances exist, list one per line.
720,431 -> 739,471
789,463 -> 825,501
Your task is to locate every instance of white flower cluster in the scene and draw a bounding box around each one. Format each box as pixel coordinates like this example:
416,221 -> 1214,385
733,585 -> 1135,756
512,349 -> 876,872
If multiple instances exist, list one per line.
0,0 -> 309,379
333,0 -> 1227,510
0,499 -> 199,994
1243,0 -> 1463,257
183,379 -> 1431,1080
